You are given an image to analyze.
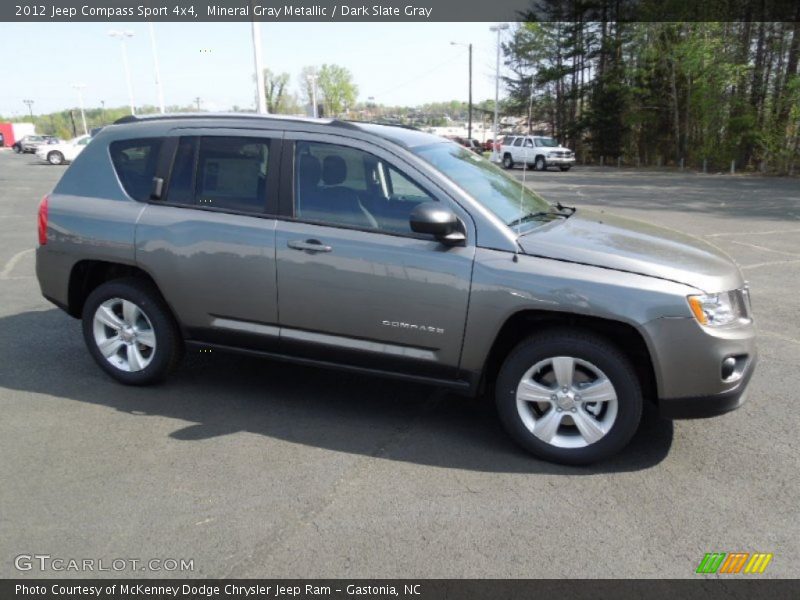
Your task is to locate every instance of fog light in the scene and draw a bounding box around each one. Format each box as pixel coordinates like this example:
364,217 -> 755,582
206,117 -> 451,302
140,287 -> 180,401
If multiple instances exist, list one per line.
721,357 -> 736,380
721,355 -> 746,382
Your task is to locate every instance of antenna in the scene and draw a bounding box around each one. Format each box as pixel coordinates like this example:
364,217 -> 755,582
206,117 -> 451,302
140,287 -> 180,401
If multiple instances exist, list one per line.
518,88 -> 535,238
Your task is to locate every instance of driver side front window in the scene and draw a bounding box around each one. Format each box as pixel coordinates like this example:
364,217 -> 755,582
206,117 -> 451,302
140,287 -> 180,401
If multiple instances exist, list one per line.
294,141 -> 436,235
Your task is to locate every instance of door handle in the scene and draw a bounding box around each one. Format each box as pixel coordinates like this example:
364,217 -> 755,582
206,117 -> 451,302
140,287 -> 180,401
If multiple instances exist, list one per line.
287,239 -> 333,253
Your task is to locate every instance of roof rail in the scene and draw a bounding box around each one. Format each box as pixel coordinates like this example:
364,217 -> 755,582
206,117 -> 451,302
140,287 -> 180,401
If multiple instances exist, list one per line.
113,115 -> 139,125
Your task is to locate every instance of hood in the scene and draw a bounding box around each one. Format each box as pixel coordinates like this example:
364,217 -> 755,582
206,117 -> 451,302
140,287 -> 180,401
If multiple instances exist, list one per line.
516,209 -> 743,292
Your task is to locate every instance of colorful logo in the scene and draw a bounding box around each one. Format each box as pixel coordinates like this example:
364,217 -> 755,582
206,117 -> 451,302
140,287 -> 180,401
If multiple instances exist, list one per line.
696,552 -> 773,574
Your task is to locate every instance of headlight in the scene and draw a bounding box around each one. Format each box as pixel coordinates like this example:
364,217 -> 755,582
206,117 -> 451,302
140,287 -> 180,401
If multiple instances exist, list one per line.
687,289 -> 750,327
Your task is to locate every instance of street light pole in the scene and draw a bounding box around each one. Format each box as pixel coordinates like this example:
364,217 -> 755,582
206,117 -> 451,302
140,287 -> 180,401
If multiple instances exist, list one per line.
72,84 -> 88,135
109,30 -> 136,115
148,22 -> 166,114
251,21 -> 267,114
490,23 -> 509,161
451,41 -> 474,141
307,74 -> 318,118
23,99 -> 34,120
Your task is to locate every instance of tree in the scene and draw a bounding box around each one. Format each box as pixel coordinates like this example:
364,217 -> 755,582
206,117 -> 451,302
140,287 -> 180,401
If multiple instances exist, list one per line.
316,64 -> 358,117
262,69 -> 290,114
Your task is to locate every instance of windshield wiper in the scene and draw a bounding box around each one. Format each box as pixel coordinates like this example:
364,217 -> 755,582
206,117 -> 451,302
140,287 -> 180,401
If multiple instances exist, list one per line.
507,205 -> 574,228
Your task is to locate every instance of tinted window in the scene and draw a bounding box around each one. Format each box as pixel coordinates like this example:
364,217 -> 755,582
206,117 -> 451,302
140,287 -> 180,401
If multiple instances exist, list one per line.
295,141 -> 436,234
110,138 -> 163,202
512,137 -> 523,147
166,137 -> 197,205
195,137 -> 270,213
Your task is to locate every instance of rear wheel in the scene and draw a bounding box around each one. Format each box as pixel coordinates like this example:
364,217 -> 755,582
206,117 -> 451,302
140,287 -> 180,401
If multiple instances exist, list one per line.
495,329 -> 642,464
502,154 -> 514,169
82,278 -> 183,385
13,144 -> 21,153
47,151 -> 64,165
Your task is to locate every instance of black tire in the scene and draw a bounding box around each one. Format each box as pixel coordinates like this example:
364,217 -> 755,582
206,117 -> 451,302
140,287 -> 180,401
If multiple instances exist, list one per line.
502,153 -> 514,169
81,278 -> 183,385
47,151 -> 64,165
12,144 -> 21,153
559,166 -> 571,172
495,329 -> 642,465
535,156 -> 547,171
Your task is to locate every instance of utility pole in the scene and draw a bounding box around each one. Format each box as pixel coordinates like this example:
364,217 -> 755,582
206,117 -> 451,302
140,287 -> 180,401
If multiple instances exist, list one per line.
100,100 -> 106,123
72,84 -> 88,135
109,30 -> 136,115
490,23 -> 509,161
194,97 -> 202,111
450,41 -> 474,140
148,22 -> 166,113
251,20 -> 267,114
23,99 -> 34,120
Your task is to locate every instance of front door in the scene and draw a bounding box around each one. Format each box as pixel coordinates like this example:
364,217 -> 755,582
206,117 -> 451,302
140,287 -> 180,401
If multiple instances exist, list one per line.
274,136 -> 475,379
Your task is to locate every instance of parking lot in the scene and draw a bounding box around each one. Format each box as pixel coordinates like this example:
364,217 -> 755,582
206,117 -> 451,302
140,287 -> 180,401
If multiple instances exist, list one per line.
1,149 -> 798,578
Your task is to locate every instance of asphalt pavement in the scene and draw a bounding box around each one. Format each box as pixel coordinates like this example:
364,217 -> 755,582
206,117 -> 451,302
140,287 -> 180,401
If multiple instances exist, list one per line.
1,150 -> 798,578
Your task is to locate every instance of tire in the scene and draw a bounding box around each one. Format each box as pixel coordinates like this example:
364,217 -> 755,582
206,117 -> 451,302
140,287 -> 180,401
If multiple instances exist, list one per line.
82,278 -> 183,385
535,156 -> 547,171
495,329 -> 642,465
559,166 -> 571,172
502,154 -> 514,169
12,144 -> 21,154
47,151 -> 64,165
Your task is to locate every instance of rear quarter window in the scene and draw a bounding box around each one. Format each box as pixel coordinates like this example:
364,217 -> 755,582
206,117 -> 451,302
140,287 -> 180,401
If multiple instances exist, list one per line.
109,138 -> 163,201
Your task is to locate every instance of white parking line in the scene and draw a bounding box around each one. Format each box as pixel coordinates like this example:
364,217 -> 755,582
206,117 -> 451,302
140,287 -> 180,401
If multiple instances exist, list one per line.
741,258 -> 800,270
0,248 -> 34,279
707,228 -> 800,237
730,240 -> 800,257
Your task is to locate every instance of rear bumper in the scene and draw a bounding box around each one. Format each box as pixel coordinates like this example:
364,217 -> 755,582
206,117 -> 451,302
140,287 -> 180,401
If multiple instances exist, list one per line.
659,352 -> 756,419
545,157 -> 575,165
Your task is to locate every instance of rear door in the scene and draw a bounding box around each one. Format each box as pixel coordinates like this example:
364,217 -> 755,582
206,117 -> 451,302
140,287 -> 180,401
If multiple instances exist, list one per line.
132,129 -> 283,350
273,134 -> 475,380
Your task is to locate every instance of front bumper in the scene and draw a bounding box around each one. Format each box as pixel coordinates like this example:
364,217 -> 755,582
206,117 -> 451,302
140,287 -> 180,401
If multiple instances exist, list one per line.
659,355 -> 755,418
642,316 -> 757,419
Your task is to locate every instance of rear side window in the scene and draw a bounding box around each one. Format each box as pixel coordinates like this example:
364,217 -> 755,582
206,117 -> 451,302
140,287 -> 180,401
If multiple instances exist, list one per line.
165,136 -> 271,214
110,138 -> 163,202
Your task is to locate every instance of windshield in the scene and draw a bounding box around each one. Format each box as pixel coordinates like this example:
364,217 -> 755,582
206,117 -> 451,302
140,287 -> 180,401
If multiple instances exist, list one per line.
414,142 -> 552,227
535,137 -> 558,147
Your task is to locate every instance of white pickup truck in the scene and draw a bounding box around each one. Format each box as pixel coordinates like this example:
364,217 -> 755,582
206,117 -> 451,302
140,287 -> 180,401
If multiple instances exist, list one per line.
499,135 -> 575,172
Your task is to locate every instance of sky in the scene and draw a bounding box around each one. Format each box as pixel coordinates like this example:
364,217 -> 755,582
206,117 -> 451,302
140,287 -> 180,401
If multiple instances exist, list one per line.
0,22 -> 512,117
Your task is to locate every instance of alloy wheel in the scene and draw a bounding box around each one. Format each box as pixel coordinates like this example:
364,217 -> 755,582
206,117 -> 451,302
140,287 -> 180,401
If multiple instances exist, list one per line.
92,298 -> 157,372
515,356 -> 618,448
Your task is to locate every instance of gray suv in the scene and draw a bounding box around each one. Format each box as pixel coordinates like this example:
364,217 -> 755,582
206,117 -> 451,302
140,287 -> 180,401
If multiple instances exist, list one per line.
35,114 -> 757,464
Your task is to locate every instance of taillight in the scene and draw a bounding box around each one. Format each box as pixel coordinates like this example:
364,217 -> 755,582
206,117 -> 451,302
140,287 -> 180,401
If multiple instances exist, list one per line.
38,194 -> 49,245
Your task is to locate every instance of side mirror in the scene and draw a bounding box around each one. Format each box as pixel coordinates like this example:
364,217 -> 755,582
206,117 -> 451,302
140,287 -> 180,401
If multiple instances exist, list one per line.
409,202 -> 465,244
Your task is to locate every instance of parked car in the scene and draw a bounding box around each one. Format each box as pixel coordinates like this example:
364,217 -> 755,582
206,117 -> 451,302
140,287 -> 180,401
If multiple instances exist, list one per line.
35,114 -> 756,464
447,136 -> 482,154
35,134 -> 92,165
12,135 -> 59,154
500,135 -> 575,171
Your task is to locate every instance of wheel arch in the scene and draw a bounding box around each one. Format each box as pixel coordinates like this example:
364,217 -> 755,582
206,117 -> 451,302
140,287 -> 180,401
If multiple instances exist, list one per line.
67,260 -> 162,319
480,309 -> 657,403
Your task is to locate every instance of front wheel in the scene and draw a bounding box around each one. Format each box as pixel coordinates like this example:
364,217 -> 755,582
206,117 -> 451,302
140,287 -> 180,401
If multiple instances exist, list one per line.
535,156 -> 547,171
495,329 -> 642,465
47,151 -> 64,165
82,278 -> 183,385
